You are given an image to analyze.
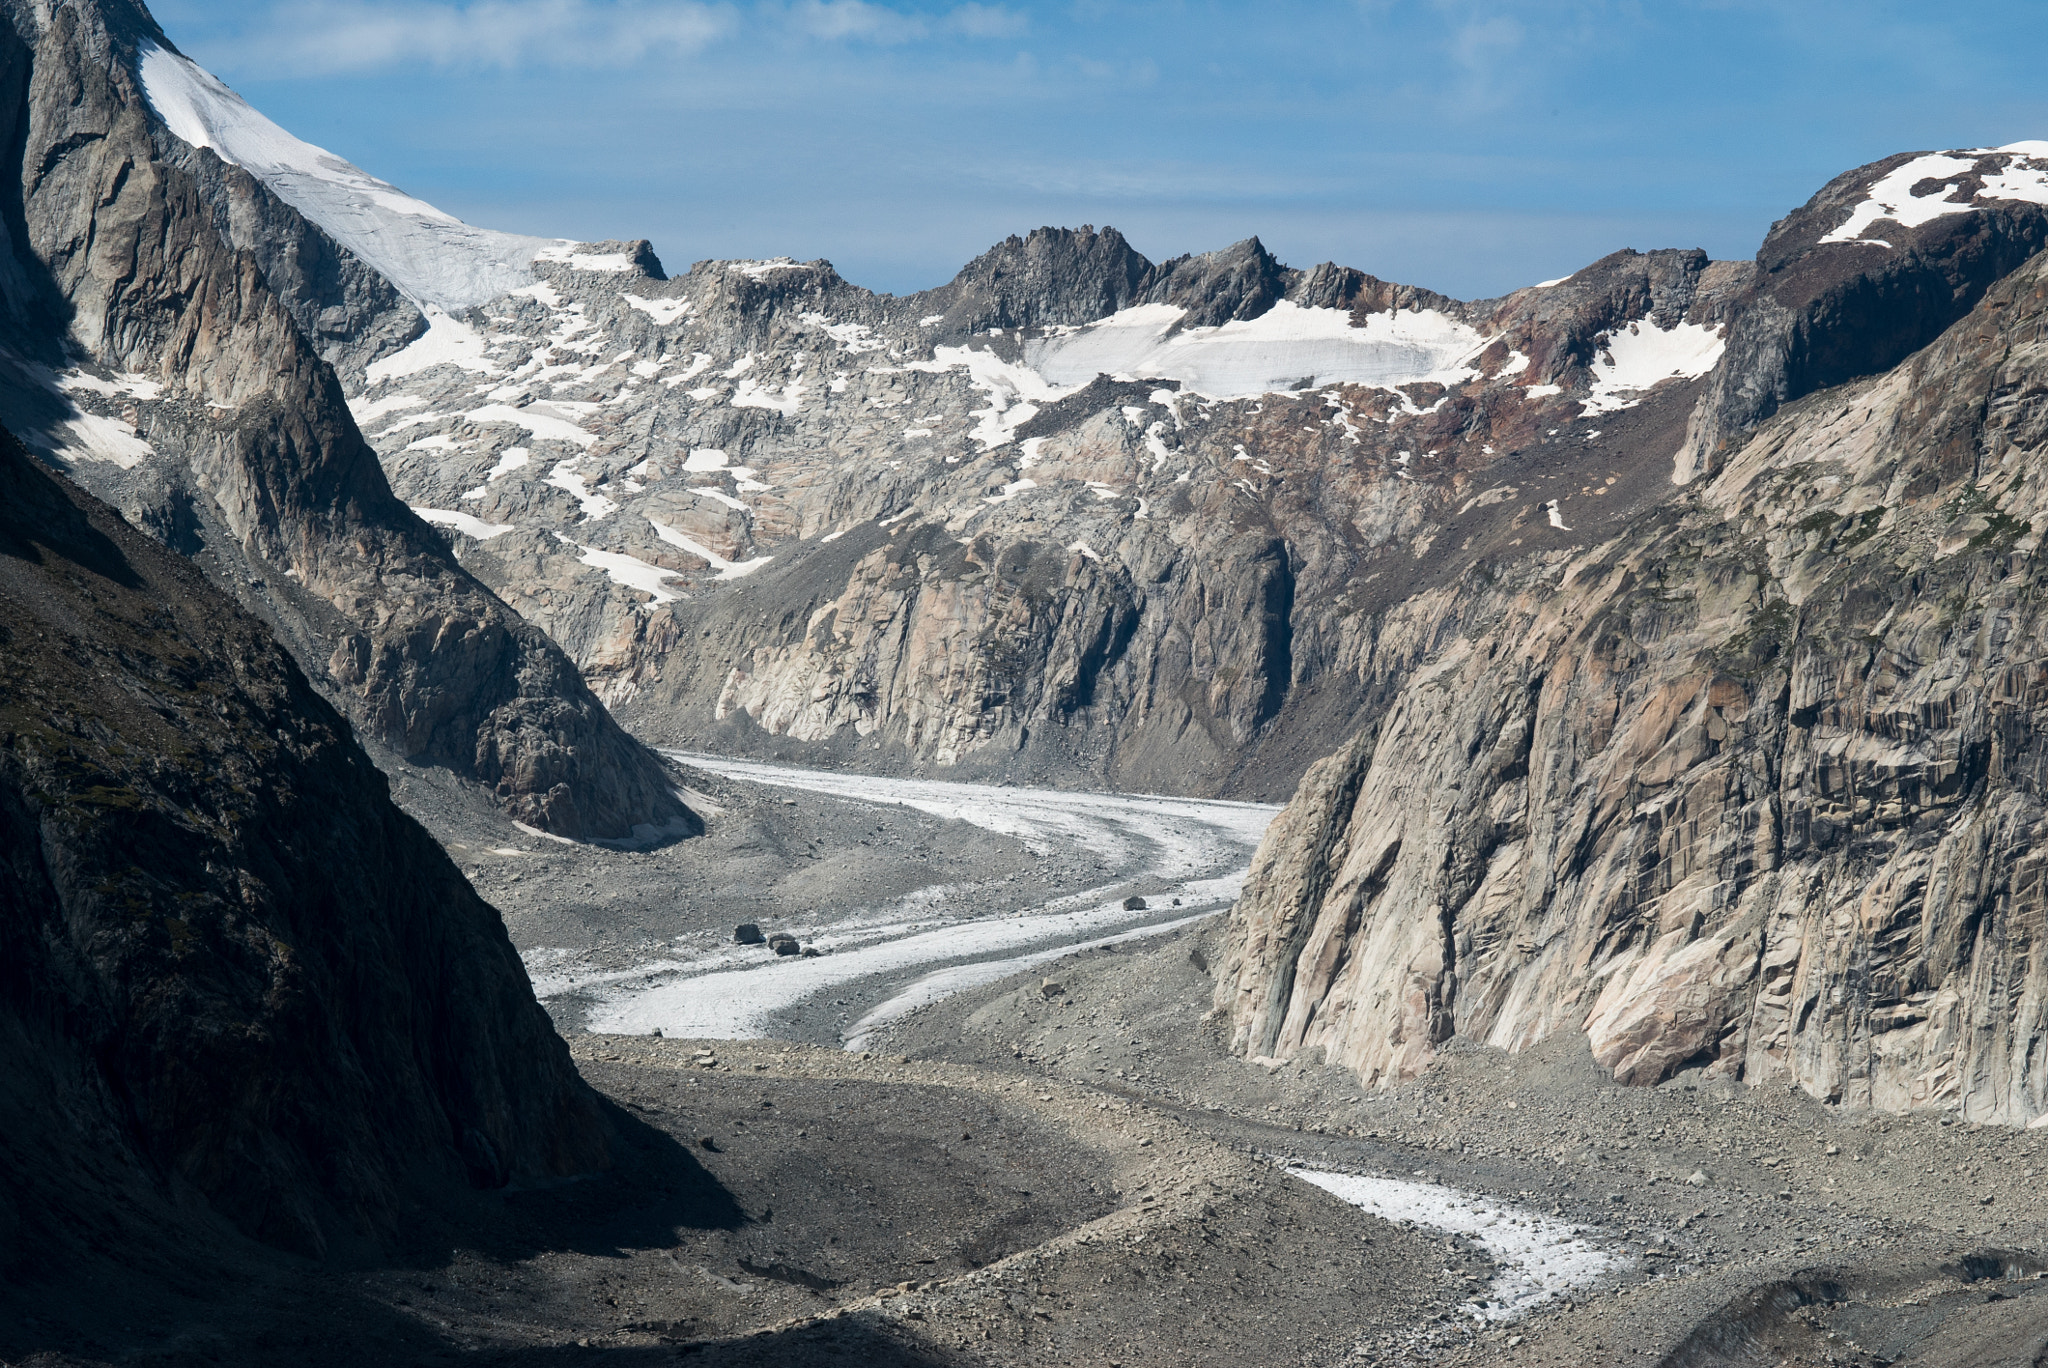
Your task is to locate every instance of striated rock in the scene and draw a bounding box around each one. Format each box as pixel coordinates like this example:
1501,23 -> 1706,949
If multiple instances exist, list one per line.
1217,238 -> 2048,1126
0,429 -> 610,1261
0,0 -> 692,841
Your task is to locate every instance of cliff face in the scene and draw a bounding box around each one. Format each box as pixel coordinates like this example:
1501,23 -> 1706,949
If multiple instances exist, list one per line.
0,0 -> 693,841
0,430 -> 611,1263
1216,234 -> 2048,1125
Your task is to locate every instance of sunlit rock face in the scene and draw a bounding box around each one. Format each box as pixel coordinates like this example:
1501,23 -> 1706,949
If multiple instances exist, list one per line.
1217,205 -> 2048,1125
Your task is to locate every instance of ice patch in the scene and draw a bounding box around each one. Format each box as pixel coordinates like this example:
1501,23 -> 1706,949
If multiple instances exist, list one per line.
413,506 -> 514,541
1580,320 -> 1724,414
137,41 -> 550,311
649,518 -> 773,579
1284,1168 -> 1618,1320
1026,300 -> 1492,399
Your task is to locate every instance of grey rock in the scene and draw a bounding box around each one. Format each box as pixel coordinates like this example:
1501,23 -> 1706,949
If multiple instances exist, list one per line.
0,0 -> 692,842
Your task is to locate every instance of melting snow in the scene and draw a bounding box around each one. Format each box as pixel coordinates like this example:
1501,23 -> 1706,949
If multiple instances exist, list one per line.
622,293 -> 690,326
543,462 -> 618,520
413,506 -> 514,541
554,534 -> 684,602
27,413 -> 154,469
648,518 -> 773,579
1580,320 -> 1725,414
137,41 -> 551,311
1284,1168 -> 1618,1320
731,374 -> 808,417
1822,144 -> 2048,247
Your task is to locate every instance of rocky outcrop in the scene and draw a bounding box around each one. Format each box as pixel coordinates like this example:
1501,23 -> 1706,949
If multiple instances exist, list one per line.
0,0 -> 693,841
1215,237 -> 2048,1125
0,430 -> 611,1262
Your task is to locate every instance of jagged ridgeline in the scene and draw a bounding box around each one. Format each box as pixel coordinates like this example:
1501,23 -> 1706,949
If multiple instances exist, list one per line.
0,0 -> 694,842
1216,149 -> 2048,1125
0,429 -> 611,1261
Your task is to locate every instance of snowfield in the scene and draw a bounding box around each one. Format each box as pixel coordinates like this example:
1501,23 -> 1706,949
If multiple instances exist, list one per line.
1026,301 -> 1494,399
137,41 -> 555,311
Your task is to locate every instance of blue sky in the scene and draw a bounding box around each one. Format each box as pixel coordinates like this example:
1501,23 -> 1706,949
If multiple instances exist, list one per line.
146,1 -> 2048,299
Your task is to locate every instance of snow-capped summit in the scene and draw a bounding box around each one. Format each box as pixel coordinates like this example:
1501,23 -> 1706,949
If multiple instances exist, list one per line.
136,39 -> 558,312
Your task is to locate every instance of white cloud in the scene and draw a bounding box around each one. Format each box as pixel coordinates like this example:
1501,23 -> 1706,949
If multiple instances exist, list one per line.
784,0 -> 1027,44
213,0 -> 1025,73
232,0 -> 738,73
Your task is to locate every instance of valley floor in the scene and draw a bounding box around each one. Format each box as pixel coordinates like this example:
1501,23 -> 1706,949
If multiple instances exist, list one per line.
24,757 -> 2048,1367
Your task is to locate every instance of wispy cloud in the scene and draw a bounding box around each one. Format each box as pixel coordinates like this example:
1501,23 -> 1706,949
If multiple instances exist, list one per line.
215,0 -> 1026,74
225,0 -> 737,72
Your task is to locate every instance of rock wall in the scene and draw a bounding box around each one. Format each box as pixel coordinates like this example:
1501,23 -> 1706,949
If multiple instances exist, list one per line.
0,430 -> 611,1261
1216,243 -> 2048,1125
0,0 -> 692,841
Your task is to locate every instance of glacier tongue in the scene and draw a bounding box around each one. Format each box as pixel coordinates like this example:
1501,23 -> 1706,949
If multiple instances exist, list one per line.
136,40 -> 556,312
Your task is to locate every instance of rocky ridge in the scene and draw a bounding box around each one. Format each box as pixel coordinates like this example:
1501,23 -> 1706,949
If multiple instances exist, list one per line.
330,135 -> 2048,802
0,0 -> 692,841
1215,165 -> 2048,1125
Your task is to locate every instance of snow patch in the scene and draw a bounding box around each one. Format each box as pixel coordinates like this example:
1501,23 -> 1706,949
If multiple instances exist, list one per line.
554,534 -> 684,602
1822,145 -> 2048,246
137,41 -> 550,311
533,246 -> 634,273
648,518 -> 773,579
466,401 -> 595,447
622,293 -> 690,326
413,507 -> 514,541
484,446 -> 531,481
543,462 -> 617,520
366,307 -> 498,383
1026,300 -> 1492,399
1580,320 -> 1724,414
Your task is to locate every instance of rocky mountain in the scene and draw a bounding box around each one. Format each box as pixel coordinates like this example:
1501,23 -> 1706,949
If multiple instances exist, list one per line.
0,426 -> 611,1271
326,219 -> 1753,796
1214,144 -> 2048,1124
0,0 -> 693,842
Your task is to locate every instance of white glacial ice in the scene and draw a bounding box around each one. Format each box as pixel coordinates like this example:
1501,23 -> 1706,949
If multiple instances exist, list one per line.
544,757 -> 1278,1042
137,40 -> 556,311
1283,1167 -> 1620,1321
1024,301 -> 1493,399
